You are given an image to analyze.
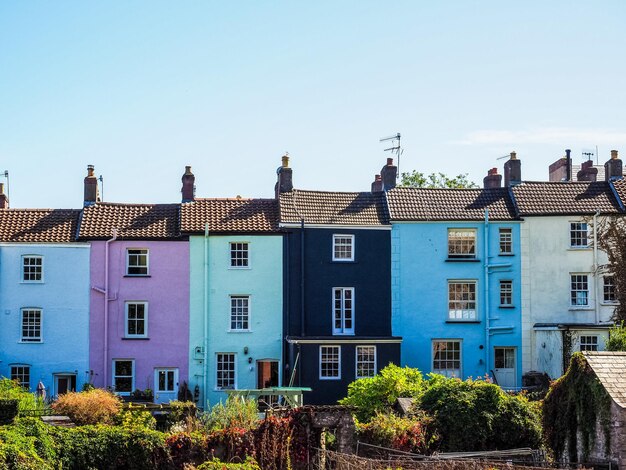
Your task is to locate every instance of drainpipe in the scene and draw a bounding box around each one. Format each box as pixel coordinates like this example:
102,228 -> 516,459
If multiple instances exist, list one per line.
300,219 -> 305,338
203,223 -> 209,409
103,229 -> 117,389
484,210 -> 490,378
593,211 -> 600,325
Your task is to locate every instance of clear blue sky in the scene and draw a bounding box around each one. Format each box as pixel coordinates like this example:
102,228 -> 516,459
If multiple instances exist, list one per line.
1,1 -> 625,208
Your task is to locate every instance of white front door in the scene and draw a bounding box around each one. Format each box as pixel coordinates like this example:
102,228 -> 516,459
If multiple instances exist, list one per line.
154,368 -> 179,404
493,347 -> 516,389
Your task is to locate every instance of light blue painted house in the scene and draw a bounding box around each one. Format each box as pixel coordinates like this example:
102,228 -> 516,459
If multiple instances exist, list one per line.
386,173 -> 523,388
0,206 -> 91,396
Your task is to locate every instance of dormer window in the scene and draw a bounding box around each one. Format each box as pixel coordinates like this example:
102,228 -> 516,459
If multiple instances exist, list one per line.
448,229 -> 476,259
22,256 -> 43,282
332,234 -> 354,261
126,249 -> 149,276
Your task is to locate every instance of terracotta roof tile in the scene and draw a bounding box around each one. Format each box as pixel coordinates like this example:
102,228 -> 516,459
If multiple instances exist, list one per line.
584,352 -> 626,408
0,209 -> 80,243
511,181 -> 622,215
279,190 -> 389,226
610,178 -> 626,208
181,198 -> 279,233
386,187 -> 516,221
78,203 -> 180,240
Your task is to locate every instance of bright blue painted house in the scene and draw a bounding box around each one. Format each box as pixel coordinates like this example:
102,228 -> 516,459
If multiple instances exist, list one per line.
0,207 -> 91,396
386,174 -> 523,388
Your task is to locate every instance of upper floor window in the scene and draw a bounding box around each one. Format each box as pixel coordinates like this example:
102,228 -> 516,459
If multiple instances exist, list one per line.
499,280 -> 513,306
230,242 -> 249,268
127,249 -> 149,276
356,345 -> 376,379
448,281 -> 476,320
11,365 -> 31,390
433,340 -> 461,378
320,345 -> 341,380
333,234 -> 354,261
22,256 -> 43,282
333,287 -> 354,335
499,228 -> 512,254
216,353 -> 236,390
21,308 -> 42,342
579,335 -> 598,352
570,274 -> 589,307
125,302 -> 148,338
604,276 -> 617,303
113,359 -> 134,394
570,222 -> 588,248
230,296 -> 250,331
448,229 -> 476,259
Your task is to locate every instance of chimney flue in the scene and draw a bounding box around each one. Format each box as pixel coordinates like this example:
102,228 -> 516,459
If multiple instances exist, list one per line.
275,154 -> 294,198
371,174 -> 383,192
504,151 -> 522,186
0,182 -> 8,209
483,168 -> 502,189
577,160 -> 598,182
181,165 -> 195,202
84,164 -> 100,207
380,158 -> 397,191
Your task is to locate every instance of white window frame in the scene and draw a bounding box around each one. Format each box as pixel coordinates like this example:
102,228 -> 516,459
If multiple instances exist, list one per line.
125,302 -> 148,338
112,359 -> 134,395
355,345 -> 377,379
229,295 -> 250,331
20,308 -> 42,343
332,287 -> 355,335
448,229 -> 476,259
499,280 -> 513,307
499,228 -> 513,254
332,234 -> 355,262
570,222 -> 589,248
230,242 -> 250,268
126,248 -> 149,276
10,364 -> 31,390
155,368 -> 177,393
22,255 -> 43,283
579,335 -> 599,352
570,274 -> 590,307
448,281 -> 477,320
603,276 -> 617,304
319,345 -> 341,380
432,340 -> 462,378
216,353 -> 237,390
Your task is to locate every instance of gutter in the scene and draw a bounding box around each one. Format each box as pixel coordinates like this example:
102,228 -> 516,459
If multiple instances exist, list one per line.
593,210 -> 600,325
203,223 -> 209,409
484,210 -> 490,375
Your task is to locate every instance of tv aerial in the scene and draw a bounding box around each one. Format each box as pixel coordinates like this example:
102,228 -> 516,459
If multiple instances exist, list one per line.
380,133 -> 402,178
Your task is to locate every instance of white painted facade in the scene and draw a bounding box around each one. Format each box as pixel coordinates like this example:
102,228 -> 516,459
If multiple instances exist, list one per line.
520,215 -> 616,379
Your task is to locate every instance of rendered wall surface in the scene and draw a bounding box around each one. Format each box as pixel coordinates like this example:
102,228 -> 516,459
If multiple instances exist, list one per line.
188,235 -> 283,408
0,243 -> 90,395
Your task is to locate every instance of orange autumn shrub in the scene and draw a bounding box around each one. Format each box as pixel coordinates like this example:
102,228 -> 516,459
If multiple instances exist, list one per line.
52,389 -> 122,425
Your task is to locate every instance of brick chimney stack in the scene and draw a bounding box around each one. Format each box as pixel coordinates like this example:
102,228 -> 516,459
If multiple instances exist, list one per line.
275,154 -> 293,198
483,168 -> 502,189
380,158 -> 397,191
371,174 -> 383,192
84,165 -> 100,207
577,160 -> 598,182
605,150 -> 623,181
0,182 -> 8,209
181,166 -> 195,202
504,152 -> 521,186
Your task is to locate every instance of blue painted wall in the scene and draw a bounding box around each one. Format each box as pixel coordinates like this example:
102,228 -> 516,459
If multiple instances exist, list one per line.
392,221 -> 523,387
0,243 -> 91,395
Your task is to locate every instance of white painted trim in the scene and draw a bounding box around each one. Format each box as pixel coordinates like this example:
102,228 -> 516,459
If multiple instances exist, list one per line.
332,287 -> 355,335
228,295 -> 251,332
431,339 -> 463,378
319,345 -> 341,380
355,345 -> 377,379
112,359 -> 135,395
215,352 -> 237,391
332,234 -> 355,262
287,338 -> 402,344
124,302 -> 149,338
229,241 -> 251,269
279,223 -> 391,230
0,243 -> 90,248
20,307 -> 43,343
125,248 -> 150,276
21,254 -> 44,283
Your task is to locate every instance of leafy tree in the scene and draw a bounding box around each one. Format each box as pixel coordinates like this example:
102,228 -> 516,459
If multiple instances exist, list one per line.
400,171 -> 478,189
595,216 -> 626,322
606,322 -> 626,351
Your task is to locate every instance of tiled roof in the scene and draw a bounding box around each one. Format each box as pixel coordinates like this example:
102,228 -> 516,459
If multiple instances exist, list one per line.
0,209 -> 81,243
180,198 -> 280,233
386,187 -> 517,221
511,181 -> 622,215
78,203 -> 180,240
584,352 -> 626,408
611,178 -> 626,208
279,190 -> 389,226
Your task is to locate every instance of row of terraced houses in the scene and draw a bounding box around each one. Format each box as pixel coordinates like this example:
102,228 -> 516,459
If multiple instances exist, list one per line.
1,150 -> 625,406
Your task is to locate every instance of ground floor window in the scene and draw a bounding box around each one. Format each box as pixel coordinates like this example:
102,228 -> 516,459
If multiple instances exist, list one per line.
113,360 -> 134,394
216,353 -> 236,390
579,335 -> 599,351
320,345 -> 341,379
433,340 -> 461,377
157,369 -> 176,392
11,365 -> 31,390
356,345 -> 376,378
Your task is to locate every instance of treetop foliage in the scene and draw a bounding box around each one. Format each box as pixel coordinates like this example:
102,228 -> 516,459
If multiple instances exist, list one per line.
400,171 -> 478,189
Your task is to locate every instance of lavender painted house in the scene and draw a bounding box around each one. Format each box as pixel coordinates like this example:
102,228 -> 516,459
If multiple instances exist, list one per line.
78,173 -> 189,402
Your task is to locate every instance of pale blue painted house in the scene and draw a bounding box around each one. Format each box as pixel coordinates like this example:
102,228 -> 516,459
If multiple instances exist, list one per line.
386,183 -> 523,388
0,208 -> 91,396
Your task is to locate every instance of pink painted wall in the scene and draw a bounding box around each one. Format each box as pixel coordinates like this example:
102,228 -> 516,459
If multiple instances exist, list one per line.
89,240 -> 189,393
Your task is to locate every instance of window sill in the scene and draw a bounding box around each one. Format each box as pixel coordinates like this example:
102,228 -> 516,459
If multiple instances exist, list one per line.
601,302 -> 619,306
228,267 -> 251,270
122,337 -> 150,340
331,259 -> 356,263
319,377 -> 342,381
18,340 -> 43,344
498,305 -> 516,309
445,258 -> 480,263
498,253 -> 515,257
567,247 -> 592,251
332,332 -> 355,336
227,330 -> 252,333
20,281 -> 44,284
124,275 -> 151,278
215,388 -> 236,392
569,307 -> 594,311
445,320 -> 480,324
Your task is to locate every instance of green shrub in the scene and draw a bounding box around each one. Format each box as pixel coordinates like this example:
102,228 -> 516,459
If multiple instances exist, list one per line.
114,405 -> 157,430
357,412 -> 437,455
419,375 -> 542,452
0,379 -> 46,415
201,398 -> 259,432
197,457 -> 261,470
166,400 -> 197,429
339,364 -> 426,422
0,419 -> 55,469
606,322 -> 626,351
51,389 -> 122,425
